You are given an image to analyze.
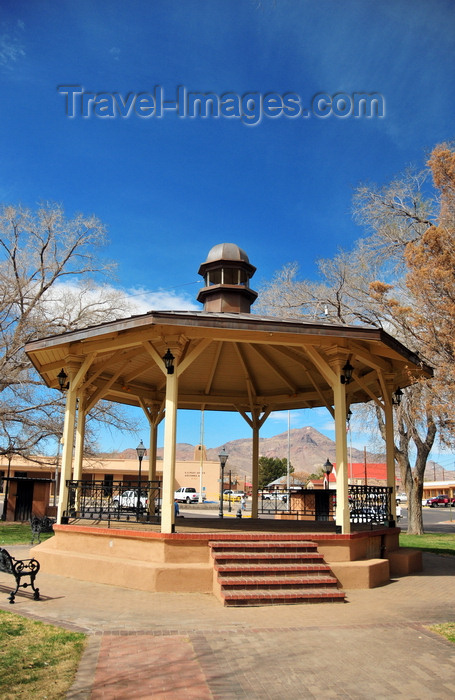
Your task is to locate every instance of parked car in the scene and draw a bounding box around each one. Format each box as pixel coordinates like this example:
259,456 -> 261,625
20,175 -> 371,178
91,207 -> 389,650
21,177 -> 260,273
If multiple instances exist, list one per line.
112,490 -> 147,511
261,491 -> 288,502
174,487 -> 206,503
396,493 -> 407,503
223,490 -> 244,501
425,494 -> 455,507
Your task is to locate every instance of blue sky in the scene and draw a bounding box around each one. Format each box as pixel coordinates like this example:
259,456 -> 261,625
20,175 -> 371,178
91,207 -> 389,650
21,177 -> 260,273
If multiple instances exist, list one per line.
2,1 -> 455,466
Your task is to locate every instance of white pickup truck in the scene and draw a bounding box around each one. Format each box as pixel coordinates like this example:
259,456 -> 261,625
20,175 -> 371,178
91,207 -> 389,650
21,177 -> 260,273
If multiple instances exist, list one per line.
174,487 -> 205,503
112,489 -> 147,510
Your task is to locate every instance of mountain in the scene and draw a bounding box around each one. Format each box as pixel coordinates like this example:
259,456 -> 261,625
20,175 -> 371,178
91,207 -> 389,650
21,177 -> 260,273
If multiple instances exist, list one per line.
106,427 -> 385,477
205,426 -> 384,476
101,431 -> 448,482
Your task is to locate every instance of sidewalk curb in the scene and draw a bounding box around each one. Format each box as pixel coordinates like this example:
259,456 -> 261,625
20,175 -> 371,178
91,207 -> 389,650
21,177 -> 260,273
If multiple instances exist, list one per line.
67,633 -> 103,700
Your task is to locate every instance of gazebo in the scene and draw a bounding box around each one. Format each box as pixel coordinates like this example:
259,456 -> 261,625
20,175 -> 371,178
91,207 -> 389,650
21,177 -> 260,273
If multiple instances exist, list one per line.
26,242 -> 431,537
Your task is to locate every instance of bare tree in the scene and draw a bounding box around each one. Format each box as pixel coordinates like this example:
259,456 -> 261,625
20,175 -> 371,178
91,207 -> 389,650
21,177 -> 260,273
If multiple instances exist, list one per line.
257,144 -> 455,534
0,202 -> 138,458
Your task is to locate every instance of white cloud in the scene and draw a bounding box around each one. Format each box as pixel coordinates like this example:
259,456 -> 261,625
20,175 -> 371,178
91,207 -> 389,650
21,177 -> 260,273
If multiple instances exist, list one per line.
269,410 -> 301,425
109,47 -> 120,61
123,286 -> 199,314
41,280 -> 199,327
0,20 -> 25,70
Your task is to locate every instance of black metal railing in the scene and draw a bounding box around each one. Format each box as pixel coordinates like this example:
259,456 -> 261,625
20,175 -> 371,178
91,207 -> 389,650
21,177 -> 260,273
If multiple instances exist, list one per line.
258,490 -> 291,514
258,485 -> 393,525
348,484 -> 393,525
259,489 -> 336,521
65,479 -> 162,523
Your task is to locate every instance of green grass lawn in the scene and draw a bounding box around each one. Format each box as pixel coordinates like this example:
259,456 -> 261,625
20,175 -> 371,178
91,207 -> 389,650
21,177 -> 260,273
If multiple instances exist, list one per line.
0,523 -> 54,546
429,623 -> 455,644
0,524 -> 85,698
0,610 -> 86,700
400,533 -> 455,645
399,532 -> 455,556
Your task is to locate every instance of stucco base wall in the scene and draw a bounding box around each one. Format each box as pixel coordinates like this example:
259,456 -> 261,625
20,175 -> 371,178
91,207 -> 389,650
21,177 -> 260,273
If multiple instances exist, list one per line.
330,559 -> 390,589
387,547 -> 422,577
34,525 -> 213,593
32,525 -> 412,595
315,531 -> 397,562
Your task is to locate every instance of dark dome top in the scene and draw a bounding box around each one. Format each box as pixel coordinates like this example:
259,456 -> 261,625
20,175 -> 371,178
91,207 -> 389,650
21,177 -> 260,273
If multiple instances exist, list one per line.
205,243 -> 250,264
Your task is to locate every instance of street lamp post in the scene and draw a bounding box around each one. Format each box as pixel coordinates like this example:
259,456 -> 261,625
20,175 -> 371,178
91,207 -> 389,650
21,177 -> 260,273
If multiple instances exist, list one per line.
136,440 -> 146,519
1,440 -> 16,521
218,448 -> 229,518
323,458 -> 333,490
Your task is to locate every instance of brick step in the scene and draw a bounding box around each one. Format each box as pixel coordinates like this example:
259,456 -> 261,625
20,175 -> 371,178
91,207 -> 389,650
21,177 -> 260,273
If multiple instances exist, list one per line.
209,539 -> 346,607
220,575 -> 339,589
216,563 -> 332,575
212,551 -> 325,562
209,540 -> 319,551
222,587 -> 346,607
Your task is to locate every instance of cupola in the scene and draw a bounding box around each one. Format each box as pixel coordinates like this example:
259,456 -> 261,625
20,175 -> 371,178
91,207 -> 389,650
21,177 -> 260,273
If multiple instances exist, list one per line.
197,243 -> 258,313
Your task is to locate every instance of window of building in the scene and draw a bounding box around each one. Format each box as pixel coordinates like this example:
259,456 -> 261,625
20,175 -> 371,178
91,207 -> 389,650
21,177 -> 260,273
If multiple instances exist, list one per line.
103,474 -> 114,497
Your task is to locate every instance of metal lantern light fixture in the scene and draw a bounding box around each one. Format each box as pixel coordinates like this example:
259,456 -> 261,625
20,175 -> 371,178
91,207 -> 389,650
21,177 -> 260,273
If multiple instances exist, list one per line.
218,447 -> 229,518
323,458 -> 333,490
341,361 -> 354,385
392,387 -> 403,406
163,348 -> 175,374
57,368 -> 69,391
136,440 -> 146,461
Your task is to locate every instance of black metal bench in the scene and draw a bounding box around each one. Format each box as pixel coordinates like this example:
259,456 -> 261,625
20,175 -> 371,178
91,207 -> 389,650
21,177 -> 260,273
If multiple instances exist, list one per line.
0,548 -> 40,603
30,515 -> 55,545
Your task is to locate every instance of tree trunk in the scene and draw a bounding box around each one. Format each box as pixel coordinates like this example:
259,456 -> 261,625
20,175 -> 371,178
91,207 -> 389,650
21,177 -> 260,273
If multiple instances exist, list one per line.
406,473 -> 425,534
398,412 -> 436,535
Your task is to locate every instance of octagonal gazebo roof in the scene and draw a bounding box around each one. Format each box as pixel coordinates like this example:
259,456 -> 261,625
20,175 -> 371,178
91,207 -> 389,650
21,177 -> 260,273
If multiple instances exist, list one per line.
25,308 -> 432,415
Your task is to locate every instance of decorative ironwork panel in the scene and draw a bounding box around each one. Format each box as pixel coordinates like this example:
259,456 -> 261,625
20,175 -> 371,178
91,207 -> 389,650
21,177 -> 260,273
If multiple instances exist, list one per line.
348,484 -> 393,525
257,485 -> 393,526
65,480 -> 162,524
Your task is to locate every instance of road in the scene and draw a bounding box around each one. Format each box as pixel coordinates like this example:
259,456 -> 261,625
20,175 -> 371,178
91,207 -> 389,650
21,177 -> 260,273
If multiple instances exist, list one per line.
186,503 -> 455,534
400,505 -> 455,533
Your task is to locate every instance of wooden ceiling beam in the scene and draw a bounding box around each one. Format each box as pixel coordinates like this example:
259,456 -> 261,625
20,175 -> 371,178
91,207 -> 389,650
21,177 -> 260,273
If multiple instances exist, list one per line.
177,337 -> 213,377
248,344 -> 297,393
204,341 -> 222,395
234,342 -> 259,401
349,341 -> 393,373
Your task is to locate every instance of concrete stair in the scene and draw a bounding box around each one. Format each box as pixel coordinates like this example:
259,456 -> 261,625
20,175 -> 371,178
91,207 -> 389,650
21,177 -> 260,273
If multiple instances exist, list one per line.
209,539 -> 346,607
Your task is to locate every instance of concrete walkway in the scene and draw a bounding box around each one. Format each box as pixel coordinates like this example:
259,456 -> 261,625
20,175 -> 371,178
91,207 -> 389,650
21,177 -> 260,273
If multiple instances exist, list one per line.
1,546 -> 455,699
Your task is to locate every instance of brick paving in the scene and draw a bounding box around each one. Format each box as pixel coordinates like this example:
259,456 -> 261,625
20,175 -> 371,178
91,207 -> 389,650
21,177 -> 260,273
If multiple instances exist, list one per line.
1,547 -> 455,699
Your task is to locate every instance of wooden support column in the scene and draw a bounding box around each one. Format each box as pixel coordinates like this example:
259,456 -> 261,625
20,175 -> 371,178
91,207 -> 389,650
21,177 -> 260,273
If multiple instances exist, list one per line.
139,400 -> 164,517
161,366 -> 178,534
238,408 -> 269,519
57,382 -> 77,523
332,367 -> 350,534
251,422 -> 260,518
73,392 -> 86,512
149,423 -> 158,482
140,401 -> 163,484
384,394 -> 397,521
307,347 -> 350,532
73,392 -> 86,482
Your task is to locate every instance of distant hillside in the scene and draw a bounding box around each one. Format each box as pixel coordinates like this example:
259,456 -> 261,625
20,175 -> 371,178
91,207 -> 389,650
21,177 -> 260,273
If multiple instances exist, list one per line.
100,432 -> 447,483
102,426 -> 385,477
205,426 -> 384,476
